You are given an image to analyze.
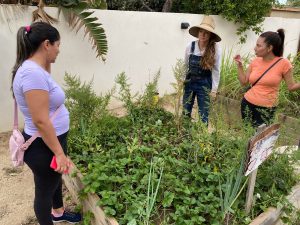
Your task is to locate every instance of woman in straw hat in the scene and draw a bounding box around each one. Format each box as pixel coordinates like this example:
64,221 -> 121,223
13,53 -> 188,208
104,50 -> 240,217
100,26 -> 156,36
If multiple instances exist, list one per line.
183,15 -> 222,125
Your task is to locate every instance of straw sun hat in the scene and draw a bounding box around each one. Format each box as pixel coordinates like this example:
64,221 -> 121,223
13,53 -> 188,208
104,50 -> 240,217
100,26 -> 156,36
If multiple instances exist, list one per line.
189,15 -> 221,42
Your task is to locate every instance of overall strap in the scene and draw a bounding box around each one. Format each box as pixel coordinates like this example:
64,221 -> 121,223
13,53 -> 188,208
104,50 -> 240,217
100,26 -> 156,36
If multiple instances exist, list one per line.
190,41 -> 196,54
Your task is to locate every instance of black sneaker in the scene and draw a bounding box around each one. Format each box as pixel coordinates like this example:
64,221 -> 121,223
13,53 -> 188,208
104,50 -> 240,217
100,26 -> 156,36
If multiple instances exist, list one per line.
52,211 -> 82,224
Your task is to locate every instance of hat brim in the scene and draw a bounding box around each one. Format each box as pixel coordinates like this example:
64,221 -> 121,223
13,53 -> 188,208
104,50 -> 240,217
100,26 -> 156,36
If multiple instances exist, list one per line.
189,25 -> 221,42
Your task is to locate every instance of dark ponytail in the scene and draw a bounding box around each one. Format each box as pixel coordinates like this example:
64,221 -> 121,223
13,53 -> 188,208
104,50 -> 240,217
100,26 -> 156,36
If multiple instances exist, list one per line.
260,28 -> 285,57
11,22 -> 60,93
277,29 -> 285,56
11,27 -> 33,89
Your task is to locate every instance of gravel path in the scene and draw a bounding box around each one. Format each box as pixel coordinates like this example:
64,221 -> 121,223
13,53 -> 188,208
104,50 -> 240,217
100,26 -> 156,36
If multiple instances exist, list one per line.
0,132 -> 75,225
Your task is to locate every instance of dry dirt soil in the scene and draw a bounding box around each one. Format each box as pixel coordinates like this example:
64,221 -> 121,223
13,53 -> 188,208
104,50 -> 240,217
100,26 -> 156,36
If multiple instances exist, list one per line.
0,132 -> 74,225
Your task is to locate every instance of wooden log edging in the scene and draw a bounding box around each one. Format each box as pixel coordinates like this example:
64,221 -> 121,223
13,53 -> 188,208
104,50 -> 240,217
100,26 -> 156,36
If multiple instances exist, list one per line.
250,183 -> 300,225
62,164 -> 119,225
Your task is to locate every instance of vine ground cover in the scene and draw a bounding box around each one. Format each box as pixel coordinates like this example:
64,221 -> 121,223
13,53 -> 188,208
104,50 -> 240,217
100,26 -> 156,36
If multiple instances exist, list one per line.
64,62 -> 299,224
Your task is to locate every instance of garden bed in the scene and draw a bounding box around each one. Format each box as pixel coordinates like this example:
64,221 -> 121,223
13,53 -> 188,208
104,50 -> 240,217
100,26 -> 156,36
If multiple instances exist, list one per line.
62,73 -> 300,225
63,153 -> 300,225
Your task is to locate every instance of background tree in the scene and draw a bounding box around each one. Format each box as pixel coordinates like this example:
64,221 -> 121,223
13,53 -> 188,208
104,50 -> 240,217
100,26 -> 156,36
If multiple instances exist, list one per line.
286,0 -> 300,7
106,0 -> 282,43
106,0 -> 173,12
106,0 -> 165,12
171,0 -> 280,42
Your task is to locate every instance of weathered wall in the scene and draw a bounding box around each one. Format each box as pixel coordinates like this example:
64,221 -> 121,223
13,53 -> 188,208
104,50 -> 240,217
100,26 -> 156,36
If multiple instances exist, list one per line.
0,6 -> 299,132
271,7 -> 300,19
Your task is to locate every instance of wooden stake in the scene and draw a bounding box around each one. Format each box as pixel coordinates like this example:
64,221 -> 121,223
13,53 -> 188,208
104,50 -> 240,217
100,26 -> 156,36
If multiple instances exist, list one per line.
245,168 -> 258,214
245,124 -> 266,214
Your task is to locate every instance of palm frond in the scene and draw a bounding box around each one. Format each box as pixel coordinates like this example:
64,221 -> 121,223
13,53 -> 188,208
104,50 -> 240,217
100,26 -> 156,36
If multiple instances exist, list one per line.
52,0 -> 108,61
0,4 -> 28,25
32,0 -> 58,24
68,8 -> 107,61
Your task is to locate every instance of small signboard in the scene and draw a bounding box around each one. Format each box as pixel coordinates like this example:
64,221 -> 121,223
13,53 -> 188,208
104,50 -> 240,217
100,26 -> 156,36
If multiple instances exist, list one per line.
245,124 -> 280,176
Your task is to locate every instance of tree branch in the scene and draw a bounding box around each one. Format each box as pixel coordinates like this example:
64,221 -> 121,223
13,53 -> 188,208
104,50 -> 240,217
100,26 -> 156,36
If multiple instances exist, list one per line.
140,1 -> 154,12
162,0 -> 173,12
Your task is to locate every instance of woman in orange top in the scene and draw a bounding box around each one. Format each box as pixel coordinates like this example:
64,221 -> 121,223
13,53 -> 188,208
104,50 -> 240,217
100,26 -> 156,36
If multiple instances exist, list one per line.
234,29 -> 300,127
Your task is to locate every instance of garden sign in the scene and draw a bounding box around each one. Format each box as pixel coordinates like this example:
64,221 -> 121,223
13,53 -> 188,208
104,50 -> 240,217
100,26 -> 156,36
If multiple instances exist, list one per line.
245,124 -> 280,176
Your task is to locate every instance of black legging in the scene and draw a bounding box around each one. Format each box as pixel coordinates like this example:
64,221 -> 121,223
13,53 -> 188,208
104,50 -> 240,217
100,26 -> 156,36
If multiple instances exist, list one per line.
23,132 -> 68,225
241,98 -> 276,127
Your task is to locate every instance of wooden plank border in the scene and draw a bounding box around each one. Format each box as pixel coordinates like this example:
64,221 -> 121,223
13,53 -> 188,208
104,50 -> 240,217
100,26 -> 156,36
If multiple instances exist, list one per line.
62,164 -> 119,225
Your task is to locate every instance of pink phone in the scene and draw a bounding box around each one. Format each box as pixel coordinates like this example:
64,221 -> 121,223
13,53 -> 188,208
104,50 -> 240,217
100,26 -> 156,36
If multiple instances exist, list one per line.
50,156 -> 57,169
50,156 -> 69,174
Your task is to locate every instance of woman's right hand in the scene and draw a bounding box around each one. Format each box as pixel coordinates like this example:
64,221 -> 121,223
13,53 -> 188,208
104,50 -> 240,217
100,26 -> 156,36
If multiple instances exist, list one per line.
234,54 -> 242,66
55,153 -> 70,174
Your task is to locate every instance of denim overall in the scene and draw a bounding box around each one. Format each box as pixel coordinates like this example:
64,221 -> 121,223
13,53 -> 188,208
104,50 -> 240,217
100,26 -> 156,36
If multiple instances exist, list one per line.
182,41 -> 212,124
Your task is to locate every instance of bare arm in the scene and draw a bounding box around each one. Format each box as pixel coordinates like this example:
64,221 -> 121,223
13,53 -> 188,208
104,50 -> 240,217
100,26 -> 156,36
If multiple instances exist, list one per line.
283,68 -> 300,91
24,90 -> 69,173
234,55 -> 251,86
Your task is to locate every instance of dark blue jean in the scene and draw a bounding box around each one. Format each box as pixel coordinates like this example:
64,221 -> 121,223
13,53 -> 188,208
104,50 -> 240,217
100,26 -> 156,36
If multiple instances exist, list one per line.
241,97 -> 276,127
182,77 -> 212,124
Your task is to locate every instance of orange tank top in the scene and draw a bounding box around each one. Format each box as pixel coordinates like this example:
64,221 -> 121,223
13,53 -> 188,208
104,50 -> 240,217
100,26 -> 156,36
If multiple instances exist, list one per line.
244,57 -> 292,107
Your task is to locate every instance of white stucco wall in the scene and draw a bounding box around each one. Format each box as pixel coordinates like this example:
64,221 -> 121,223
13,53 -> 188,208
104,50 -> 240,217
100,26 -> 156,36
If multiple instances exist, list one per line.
0,6 -> 299,132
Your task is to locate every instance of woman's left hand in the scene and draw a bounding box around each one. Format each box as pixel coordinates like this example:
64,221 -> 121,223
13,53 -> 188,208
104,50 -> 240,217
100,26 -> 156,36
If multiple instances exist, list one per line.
210,91 -> 217,100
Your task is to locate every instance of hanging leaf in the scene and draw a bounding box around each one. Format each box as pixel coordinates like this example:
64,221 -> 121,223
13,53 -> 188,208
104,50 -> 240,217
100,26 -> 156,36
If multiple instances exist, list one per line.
57,0 -> 108,61
69,9 -> 108,61
32,0 -> 58,24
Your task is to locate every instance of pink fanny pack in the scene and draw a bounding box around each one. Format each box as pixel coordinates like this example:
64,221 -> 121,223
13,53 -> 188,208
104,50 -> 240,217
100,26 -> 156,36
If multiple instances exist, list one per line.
9,99 -> 61,167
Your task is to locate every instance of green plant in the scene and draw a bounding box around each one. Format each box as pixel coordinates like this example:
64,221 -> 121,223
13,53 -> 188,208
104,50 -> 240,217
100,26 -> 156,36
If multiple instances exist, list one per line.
219,49 -> 252,100
138,70 -> 160,109
145,159 -> 164,225
65,70 -> 298,224
114,72 -> 136,117
82,211 -> 94,225
219,154 -> 248,222
64,73 -> 113,129
287,0 -> 300,7
277,54 -> 300,116
169,59 -> 187,130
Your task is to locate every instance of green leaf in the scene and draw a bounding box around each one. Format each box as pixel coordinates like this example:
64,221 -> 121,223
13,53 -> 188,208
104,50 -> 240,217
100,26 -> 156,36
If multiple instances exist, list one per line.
127,219 -> 137,225
162,191 -> 175,207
